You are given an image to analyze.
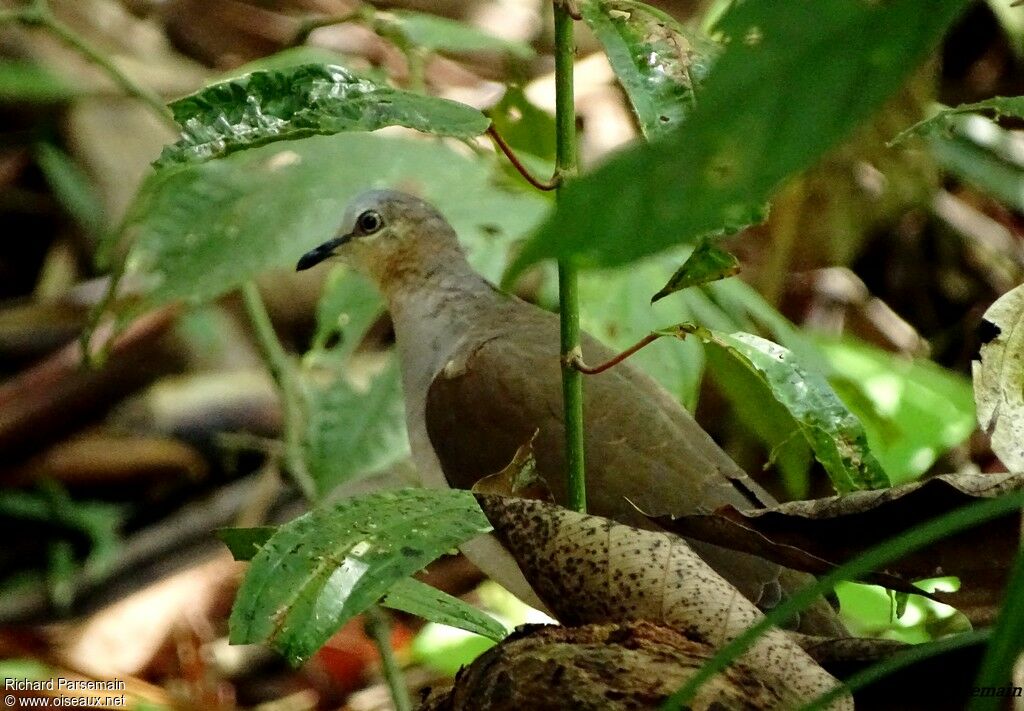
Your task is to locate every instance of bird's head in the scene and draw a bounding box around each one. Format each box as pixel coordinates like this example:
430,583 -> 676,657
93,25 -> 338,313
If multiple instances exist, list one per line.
295,189 -> 461,292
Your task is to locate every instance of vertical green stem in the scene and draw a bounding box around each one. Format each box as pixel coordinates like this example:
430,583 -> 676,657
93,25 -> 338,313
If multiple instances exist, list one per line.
240,282 -> 317,502
364,606 -> 413,711
553,2 -> 586,513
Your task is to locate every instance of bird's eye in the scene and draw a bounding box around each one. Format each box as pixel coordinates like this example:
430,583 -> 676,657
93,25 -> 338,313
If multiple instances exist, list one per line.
357,210 -> 383,233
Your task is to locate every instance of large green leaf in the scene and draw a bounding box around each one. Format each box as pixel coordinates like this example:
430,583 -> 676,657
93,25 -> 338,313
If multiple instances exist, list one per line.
667,324 -> 889,493
219,523 -> 505,642
156,64 -> 490,167
580,0 -> 717,139
229,488 -> 491,664
119,132 -> 548,313
505,0 -> 969,278
375,11 -> 534,59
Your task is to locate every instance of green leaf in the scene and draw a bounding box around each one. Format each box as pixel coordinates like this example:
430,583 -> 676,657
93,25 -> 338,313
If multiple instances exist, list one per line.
489,86 -> 557,162
375,11 -> 534,59
926,110 -> 1024,212
0,60 -> 77,103
972,283 -> 1024,473
300,268 -> 407,497
823,338 -> 975,485
669,325 -> 889,492
119,132 -> 548,312
229,488 -> 491,664
219,526 -> 503,640
218,526 -> 276,560
382,577 -> 507,642
156,63 -> 490,168
891,96 -> 1024,145
650,237 -> 739,303
969,549 -> 1024,711
505,0 -> 969,279
580,0 -> 717,139
35,142 -> 106,239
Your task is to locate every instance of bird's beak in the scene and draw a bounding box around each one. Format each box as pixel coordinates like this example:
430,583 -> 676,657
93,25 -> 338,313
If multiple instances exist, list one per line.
296,233 -> 353,271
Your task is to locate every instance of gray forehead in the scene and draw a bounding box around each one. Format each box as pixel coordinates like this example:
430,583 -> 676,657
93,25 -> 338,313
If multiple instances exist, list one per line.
342,189 -> 438,225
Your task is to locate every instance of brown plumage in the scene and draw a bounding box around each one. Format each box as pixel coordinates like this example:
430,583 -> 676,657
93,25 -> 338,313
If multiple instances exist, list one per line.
297,189 -> 846,636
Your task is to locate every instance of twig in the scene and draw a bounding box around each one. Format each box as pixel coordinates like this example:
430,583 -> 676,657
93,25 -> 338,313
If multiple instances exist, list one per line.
1,1 -> 177,130
240,282 -> 317,502
568,333 -> 663,374
364,606 -> 412,711
486,125 -> 561,191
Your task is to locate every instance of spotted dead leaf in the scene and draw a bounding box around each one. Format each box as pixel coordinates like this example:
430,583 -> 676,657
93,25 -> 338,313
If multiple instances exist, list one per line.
973,283 -> 1024,472
474,494 -> 851,709
651,472 -> 1024,625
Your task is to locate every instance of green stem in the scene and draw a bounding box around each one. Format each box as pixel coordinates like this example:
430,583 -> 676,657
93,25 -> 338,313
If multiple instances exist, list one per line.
553,1 -> 586,513
240,282 -> 317,502
9,2 -> 176,130
364,606 -> 412,711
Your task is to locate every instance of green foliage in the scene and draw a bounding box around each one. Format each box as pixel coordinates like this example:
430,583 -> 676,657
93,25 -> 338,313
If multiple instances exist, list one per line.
381,578 -> 507,642
229,488 -> 492,664
580,0 -> 717,139
0,59 -> 76,102
35,142 -> 106,239
301,270 -> 408,496
118,133 -> 547,313
891,95 -> 1024,144
667,324 -> 889,492
970,549 -> 1024,710
823,339 -> 975,484
506,0 -> 969,278
219,525 -> 505,643
156,64 -> 491,168
374,10 -> 534,59
925,109 -> 1024,213
650,238 -> 739,303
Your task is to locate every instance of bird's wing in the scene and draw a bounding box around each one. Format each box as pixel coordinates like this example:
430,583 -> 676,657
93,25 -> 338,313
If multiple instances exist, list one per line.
424,307 -> 790,609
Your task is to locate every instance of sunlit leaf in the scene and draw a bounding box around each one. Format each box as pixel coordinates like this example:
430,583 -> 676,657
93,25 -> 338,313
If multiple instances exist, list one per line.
823,338 -> 975,485
229,488 -> 491,664
382,577 -> 507,642
890,96 -> 1024,145
666,325 -> 889,492
972,282 -> 1024,472
650,237 -> 739,302
504,0 -> 969,278
580,0 -> 717,138
156,64 -> 490,167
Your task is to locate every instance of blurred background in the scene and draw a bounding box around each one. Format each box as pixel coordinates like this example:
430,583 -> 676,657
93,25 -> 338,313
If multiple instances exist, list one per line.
1,0 -> 1022,708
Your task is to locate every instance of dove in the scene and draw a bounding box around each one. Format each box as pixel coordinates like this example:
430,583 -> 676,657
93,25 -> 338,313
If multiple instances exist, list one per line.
297,189 -> 846,636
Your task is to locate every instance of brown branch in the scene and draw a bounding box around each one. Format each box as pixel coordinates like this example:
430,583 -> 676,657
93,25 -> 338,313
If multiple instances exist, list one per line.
568,333 -> 663,375
486,124 -> 561,192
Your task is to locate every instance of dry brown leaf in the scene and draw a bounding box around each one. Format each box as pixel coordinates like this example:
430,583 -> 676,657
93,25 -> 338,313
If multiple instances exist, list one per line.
475,494 -> 851,710
651,472 -> 1024,624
